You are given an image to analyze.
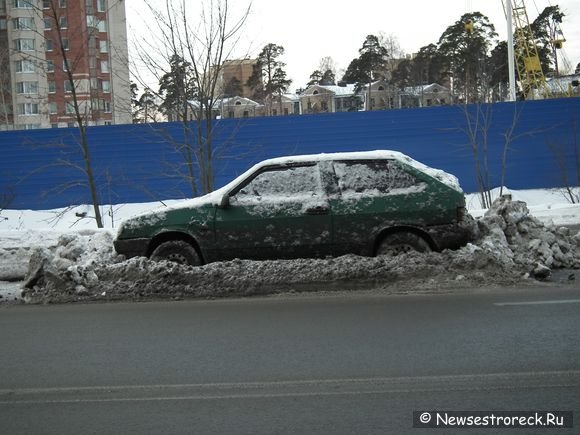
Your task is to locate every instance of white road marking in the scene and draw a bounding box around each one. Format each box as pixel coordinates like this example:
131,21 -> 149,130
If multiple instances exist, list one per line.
494,299 -> 580,306
2,370 -> 580,405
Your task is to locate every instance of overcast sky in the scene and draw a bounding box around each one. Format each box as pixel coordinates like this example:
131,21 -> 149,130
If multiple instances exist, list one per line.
127,0 -> 580,90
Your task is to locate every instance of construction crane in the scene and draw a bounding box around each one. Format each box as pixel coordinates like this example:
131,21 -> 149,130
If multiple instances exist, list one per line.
506,0 -> 574,99
508,0 -> 550,99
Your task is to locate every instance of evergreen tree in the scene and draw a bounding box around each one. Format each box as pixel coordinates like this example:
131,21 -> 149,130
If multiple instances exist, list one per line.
158,55 -> 197,121
247,43 -> 292,114
437,12 -> 497,103
342,35 -> 389,94
307,70 -> 323,86
530,5 -> 565,75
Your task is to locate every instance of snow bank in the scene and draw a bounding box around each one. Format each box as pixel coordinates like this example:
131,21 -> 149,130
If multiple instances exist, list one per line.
14,196 -> 579,304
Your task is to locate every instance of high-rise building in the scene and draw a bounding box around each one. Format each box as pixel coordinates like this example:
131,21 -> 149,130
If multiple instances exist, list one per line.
0,0 -> 130,131
220,59 -> 258,99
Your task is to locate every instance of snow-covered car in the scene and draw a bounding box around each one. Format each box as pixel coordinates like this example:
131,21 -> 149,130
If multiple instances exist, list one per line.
114,151 -> 474,265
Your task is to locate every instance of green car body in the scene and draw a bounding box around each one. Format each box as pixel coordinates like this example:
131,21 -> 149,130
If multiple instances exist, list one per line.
114,151 -> 474,265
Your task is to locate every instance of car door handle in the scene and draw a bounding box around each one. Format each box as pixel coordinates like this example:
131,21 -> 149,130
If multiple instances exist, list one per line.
305,206 -> 330,215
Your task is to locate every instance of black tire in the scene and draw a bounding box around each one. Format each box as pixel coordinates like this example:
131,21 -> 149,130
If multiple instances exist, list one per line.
150,240 -> 201,266
376,232 -> 431,256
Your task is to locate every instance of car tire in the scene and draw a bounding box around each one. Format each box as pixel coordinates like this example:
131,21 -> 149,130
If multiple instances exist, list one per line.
376,232 -> 431,256
150,240 -> 201,266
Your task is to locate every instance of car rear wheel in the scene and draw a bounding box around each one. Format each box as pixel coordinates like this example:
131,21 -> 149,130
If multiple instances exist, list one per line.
376,232 -> 431,256
150,240 -> 201,266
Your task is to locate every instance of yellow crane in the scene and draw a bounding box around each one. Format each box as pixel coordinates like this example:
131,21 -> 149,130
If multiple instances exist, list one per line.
508,0 -> 550,99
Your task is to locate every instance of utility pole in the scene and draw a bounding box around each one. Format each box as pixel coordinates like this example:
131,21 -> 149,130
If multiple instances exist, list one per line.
506,0 -> 517,101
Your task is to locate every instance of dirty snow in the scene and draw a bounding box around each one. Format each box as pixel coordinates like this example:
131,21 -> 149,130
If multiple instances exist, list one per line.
0,187 -> 579,304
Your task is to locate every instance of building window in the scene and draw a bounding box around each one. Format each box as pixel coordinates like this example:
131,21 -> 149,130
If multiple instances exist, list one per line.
13,0 -> 33,8
43,0 -> 50,9
48,102 -> 58,114
62,60 -> 69,71
104,121 -> 112,126
18,103 -> 39,115
14,38 -> 35,52
59,16 -> 68,29
59,0 -> 66,8
13,17 -> 36,30
46,60 -> 55,72
48,80 -> 56,93
97,0 -> 106,12
51,123 -> 59,128
23,124 -> 41,129
62,38 -> 69,50
65,101 -> 75,114
45,39 -> 53,51
101,100 -> 111,113
97,19 -> 106,32
101,80 -> 110,93
44,18 -> 52,29
16,81 -> 39,94
86,15 -> 97,28
100,60 -> 109,73
15,59 -> 36,73
99,40 -> 108,53
0,19 -> 6,30
64,80 -> 73,93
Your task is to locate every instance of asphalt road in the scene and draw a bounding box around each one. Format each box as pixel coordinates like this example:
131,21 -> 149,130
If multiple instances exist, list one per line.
1,285 -> 579,434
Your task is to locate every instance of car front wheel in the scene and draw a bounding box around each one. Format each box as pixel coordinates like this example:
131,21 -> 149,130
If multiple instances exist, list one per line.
376,232 -> 431,256
150,240 -> 201,266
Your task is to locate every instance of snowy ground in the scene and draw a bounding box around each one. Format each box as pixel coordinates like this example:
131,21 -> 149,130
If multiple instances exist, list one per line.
1,187 -> 579,304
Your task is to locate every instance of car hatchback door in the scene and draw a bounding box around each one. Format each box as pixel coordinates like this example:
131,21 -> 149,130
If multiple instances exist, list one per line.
329,159 -> 433,255
213,163 -> 333,260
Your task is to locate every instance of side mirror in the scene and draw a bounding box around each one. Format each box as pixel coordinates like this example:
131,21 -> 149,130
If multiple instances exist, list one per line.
218,194 -> 230,209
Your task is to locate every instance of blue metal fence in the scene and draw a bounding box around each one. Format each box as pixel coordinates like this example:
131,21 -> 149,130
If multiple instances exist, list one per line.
1,98 -> 579,210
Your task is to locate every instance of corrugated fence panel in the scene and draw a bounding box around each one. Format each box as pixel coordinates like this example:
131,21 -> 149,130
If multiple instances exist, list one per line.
1,98 -> 578,210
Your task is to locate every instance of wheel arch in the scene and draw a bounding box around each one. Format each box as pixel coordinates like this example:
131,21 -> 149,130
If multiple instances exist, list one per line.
373,225 -> 437,256
147,231 -> 205,264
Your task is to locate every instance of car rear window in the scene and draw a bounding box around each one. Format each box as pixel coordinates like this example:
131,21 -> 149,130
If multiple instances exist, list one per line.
333,160 -> 424,195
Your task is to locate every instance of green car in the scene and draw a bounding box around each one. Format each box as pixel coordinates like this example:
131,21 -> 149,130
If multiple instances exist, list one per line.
114,151 -> 474,265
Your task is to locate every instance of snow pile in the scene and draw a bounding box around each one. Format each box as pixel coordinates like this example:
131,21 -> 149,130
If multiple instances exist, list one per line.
17,196 -> 578,304
0,230 -> 65,281
23,230 -> 121,298
476,196 -> 580,278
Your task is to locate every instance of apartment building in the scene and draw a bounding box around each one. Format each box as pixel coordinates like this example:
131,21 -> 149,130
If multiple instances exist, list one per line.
0,0 -> 130,131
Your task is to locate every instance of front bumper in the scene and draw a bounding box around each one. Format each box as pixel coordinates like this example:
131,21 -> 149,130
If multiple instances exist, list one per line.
113,237 -> 151,259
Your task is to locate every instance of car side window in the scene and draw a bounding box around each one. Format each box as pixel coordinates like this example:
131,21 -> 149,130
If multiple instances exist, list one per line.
233,164 -> 322,203
333,160 -> 423,195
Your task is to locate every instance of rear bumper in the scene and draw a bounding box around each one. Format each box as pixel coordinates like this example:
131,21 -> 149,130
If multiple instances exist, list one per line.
113,238 -> 150,259
427,216 -> 477,251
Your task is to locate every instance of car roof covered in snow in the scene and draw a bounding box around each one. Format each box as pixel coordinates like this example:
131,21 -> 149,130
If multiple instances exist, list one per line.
252,150 -> 462,193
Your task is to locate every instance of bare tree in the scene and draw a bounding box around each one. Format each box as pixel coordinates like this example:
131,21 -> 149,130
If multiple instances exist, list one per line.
134,0 -> 251,195
0,44 -> 12,129
42,0 -> 104,227
5,1 -> 109,226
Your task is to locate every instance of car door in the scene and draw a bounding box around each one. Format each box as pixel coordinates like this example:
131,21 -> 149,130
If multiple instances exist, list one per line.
328,159 -> 431,255
213,163 -> 333,260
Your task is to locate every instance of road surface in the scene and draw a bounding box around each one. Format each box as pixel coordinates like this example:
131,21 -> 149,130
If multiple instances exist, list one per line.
1,285 -> 579,434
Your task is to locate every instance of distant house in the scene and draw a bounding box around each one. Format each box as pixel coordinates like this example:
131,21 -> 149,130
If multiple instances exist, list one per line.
366,81 -> 401,110
300,84 -> 363,114
218,97 -> 264,119
270,94 -> 301,116
545,75 -> 580,98
400,83 -> 451,108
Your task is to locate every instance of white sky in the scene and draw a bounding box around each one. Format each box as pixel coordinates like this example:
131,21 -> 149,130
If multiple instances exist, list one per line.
127,0 -> 580,90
